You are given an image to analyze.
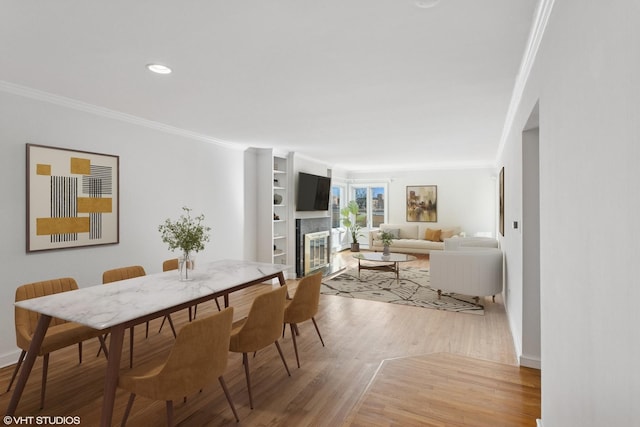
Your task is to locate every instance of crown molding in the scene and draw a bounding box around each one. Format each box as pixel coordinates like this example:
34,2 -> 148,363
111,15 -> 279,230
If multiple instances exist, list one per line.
495,0 -> 556,163
0,80 -> 245,151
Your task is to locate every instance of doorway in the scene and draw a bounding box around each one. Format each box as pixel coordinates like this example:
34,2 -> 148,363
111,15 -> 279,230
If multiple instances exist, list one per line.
521,102 -> 541,368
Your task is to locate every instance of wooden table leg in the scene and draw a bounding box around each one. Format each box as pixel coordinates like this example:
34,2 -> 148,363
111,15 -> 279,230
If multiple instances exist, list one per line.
6,314 -> 51,416
100,325 -> 125,427
277,272 -> 291,299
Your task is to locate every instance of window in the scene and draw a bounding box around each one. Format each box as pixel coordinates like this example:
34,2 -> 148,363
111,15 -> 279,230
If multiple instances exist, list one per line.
331,184 -> 345,228
350,184 -> 387,229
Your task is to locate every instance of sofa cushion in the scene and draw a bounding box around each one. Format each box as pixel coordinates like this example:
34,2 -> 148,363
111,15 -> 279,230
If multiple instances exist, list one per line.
425,228 -> 441,242
381,224 -> 419,240
383,228 -> 400,239
440,228 -> 456,241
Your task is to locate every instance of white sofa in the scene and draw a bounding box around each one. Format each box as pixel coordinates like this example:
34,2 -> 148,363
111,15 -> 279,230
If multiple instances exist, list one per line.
368,224 -> 462,254
430,244 -> 503,303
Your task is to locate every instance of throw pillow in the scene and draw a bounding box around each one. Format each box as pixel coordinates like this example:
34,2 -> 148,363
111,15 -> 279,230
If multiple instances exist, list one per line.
440,228 -> 455,241
382,228 -> 400,239
425,228 -> 441,242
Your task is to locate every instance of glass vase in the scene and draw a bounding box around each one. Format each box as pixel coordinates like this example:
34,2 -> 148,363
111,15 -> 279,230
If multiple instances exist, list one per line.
178,252 -> 196,281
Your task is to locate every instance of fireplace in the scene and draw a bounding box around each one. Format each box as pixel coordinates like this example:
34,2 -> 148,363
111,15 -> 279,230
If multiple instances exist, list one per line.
296,218 -> 331,277
304,231 -> 330,274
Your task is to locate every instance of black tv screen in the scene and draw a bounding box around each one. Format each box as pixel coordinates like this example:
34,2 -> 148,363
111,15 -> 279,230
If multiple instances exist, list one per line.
297,172 -> 331,211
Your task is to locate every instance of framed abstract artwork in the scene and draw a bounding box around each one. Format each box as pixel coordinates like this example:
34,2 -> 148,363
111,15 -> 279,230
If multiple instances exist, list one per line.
26,144 -> 119,252
499,167 -> 505,236
406,185 -> 437,222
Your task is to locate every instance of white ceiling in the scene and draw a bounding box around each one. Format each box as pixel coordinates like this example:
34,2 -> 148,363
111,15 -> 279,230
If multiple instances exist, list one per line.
0,1 -> 538,171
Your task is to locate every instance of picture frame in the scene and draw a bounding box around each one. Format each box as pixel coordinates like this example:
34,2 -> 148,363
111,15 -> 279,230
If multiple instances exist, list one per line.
406,185 -> 437,222
26,143 -> 119,252
499,167 -> 505,236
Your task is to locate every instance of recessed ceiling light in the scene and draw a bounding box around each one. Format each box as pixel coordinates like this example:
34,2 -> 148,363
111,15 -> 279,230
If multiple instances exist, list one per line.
415,0 -> 440,8
146,63 -> 172,74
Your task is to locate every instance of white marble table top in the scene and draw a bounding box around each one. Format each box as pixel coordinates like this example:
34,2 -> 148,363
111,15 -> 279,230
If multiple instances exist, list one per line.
15,259 -> 288,330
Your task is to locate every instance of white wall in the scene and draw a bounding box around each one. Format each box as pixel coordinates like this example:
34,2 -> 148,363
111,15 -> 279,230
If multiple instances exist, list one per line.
499,1 -> 640,425
0,90 -> 247,367
348,168 -> 496,237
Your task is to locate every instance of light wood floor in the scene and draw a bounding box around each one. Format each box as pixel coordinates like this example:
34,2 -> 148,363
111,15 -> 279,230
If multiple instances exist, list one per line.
0,252 -> 540,426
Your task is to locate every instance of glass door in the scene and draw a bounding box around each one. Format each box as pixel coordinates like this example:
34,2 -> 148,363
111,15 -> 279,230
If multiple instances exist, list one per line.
350,184 -> 387,247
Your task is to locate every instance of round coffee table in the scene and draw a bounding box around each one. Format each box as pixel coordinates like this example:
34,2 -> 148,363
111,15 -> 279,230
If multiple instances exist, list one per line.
352,252 -> 417,282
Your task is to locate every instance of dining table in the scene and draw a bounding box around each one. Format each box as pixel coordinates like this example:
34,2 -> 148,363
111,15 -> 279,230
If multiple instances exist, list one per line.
5,259 -> 289,426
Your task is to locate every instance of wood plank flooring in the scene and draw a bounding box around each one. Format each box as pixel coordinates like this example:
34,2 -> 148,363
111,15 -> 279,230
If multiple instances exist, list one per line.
0,252 -> 540,426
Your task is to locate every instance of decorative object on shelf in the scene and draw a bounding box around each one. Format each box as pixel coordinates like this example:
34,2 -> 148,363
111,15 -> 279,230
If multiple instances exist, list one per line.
274,193 -> 283,205
158,207 -> 210,281
273,213 -> 280,221
380,230 -> 394,255
26,143 -> 120,252
274,178 -> 279,186
340,200 -> 365,252
406,185 -> 437,222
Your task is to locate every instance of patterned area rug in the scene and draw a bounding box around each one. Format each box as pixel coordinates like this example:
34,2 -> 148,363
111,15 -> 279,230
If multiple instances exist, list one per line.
321,267 -> 484,315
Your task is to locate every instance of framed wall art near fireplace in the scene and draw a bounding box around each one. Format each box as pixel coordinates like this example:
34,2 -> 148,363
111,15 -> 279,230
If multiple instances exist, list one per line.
406,185 -> 437,222
26,143 -> 119,252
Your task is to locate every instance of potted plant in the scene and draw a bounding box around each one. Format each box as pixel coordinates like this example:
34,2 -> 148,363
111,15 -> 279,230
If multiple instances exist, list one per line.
380,230 -> 394,255
158,207 -> 211,280
340,200 -> 365,252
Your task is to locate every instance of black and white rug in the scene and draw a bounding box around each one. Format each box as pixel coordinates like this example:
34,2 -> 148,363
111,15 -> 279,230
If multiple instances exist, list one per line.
321,267 -> 484,315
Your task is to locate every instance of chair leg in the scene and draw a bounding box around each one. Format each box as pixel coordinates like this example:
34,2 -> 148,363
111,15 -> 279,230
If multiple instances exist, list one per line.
188,306 -> 193,322
145,321 -> 150,338
219,375 -> 239,422
289,324 -> 300,368
129,326 -> 134,369
6,350 -> 26,392
166,400 -> 174,427
193,304 -> 199,318
274,340 -> 291,377
121,393 -> 136,427
215,298 -> 221,311
167,315 -> 177,338
242,353 -> 254,409
158,316 -> 167,333
311,317 -> 325,347
97,333 -> 109,357
98,335 -> 109,359
78,342 -> 83,364
40,353 -> 49,409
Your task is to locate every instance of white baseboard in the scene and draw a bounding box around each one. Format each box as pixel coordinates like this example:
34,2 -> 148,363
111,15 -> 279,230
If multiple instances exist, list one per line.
520,354 -> 541,369
536,419 -> 543,427
0,349 -> 21,369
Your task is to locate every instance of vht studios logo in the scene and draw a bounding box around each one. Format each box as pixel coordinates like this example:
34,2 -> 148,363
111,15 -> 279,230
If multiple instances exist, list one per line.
3,416 -> 81,425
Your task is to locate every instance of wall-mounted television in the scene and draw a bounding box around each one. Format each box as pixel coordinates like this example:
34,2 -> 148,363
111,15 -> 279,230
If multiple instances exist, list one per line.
296,172 -> 331,211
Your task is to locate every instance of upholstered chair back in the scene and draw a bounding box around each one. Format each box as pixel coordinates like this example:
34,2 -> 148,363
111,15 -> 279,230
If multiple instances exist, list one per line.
229,285 -> 287,353
284,272 -> 322,325
119,307 -> 234,401
102,265 -> 146,284
15,278 -> 79,352
162,258 -> 179,272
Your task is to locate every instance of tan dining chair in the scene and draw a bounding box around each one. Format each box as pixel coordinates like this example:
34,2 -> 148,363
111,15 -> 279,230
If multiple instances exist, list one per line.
283,271 -> 325,368
102,265 -> 176,369
118,307 -> 238,427
7,278 -> 108,409
229,285 -> 290,409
